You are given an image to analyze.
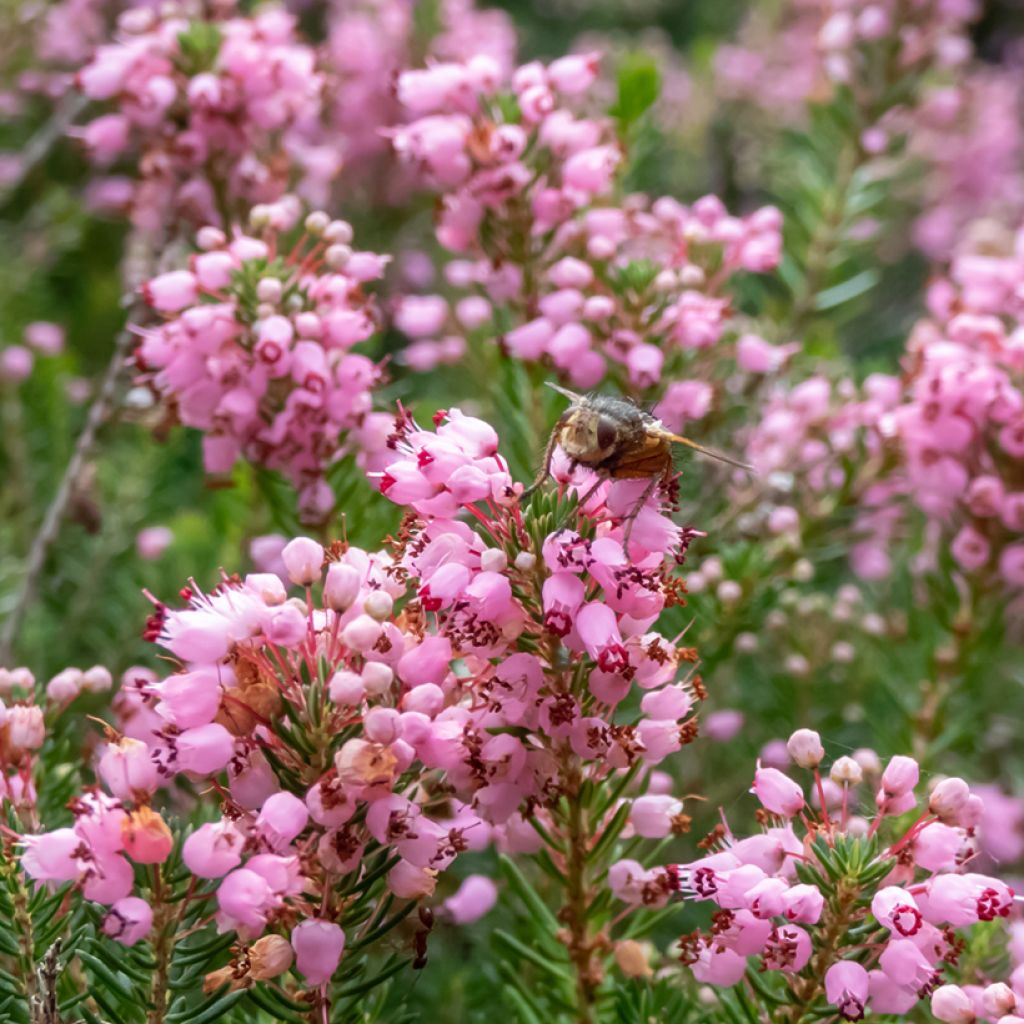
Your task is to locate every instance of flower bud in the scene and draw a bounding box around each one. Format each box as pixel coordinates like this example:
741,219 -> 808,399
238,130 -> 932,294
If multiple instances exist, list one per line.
324,563 -> 360,612
291,919 -> 345,986
928,777 -> 970,822
4,706 -> 44,757
880,755 -> 919,796
443,875 -> 498,925
281,537 -> 324,586
121,806 -> 173,864
786,729 -> 824,769
931,984 -> 976,1023
250,934 -> 294,980
830,756 -> 863,786
304,211 -> 329,236
614,939 -> 653,978
752,764 -> 804,817
329,670 -> 365,705
361,661 -> 394,696
363,590 -> 394,622
983,984 -> 1016,1018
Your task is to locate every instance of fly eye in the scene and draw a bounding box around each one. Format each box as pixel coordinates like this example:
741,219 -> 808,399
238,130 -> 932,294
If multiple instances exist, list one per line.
596,415 -> 617,451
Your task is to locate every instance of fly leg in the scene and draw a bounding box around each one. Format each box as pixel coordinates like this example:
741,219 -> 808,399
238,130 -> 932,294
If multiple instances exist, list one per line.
520,417 -> 567,502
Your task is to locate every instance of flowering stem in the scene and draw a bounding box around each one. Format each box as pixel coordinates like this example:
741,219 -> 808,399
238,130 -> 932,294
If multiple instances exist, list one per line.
558,751 -> 598,1024
148,866 -> 173,1024
784,880 -> 860,1024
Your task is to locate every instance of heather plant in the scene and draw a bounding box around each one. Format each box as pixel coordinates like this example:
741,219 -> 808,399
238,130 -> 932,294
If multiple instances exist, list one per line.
2,0 -> 1024,1022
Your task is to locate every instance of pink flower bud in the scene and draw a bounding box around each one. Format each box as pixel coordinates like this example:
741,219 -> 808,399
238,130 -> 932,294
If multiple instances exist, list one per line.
443,875 -> 498,924
0,346 -> 33,382
786,729 -> 824,768
46,668 -> 84,703
4,705 -> 44,755
121,807 -> 173,864
24,322 -> 64,355
257,792 -> 309,847
629,795 -> 684,838
291,919 -> 345,986
281,537 -> 324,586
983,984 -> 1016,1018
143,270 -> 197,312
931,985 -> 977,1023
217,869 -> 273,932
136,526 -> 174,561
102,897 -> 152,946
752,764 -> 804,817
880,755 -> 919,797
929,777 -> 970,822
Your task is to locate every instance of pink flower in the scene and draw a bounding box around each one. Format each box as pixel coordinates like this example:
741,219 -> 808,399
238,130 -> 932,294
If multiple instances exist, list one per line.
931,985 -> 977,1023
291,919 -> 345,986
752,764 -> 804,817
872,887 -> 924,937
0,346 -> 33,382
630,795 -> 684,839
21,829 -> 82,883
443,875 -> 498,924
256,792 -> 309,848
183,820 -> 244,878
825,961 -> 870,1020
23,321 -> 65,355
98,737 -> 158,802
136,526 -> 173,561
143,270 -> 198,312
281,537 -> 324,586
217,868 -> 274,934
102,897 -> 153,946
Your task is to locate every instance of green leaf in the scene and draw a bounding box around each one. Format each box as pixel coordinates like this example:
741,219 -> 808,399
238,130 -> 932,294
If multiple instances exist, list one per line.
612,54 -> 661,133
813,269 -> 881,311
498,855 -> 561,937
493,930 -> 571,983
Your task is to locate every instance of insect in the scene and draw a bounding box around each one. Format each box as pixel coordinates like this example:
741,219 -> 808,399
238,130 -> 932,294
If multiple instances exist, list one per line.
521,383 -> 751,538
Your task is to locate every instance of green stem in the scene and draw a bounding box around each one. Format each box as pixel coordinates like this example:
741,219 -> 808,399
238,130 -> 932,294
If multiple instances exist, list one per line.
784,880 -> 860,1024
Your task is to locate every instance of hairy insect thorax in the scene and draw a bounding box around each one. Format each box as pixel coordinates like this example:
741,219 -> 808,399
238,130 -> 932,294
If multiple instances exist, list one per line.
558,397 -> 654,467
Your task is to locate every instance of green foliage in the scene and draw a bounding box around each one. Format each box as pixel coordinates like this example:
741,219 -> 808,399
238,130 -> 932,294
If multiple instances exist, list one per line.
611,54 -> 661,136
175,22 -> 224,77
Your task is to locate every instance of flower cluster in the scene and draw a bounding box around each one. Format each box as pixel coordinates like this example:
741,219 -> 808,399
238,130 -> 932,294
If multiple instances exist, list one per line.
911,69 -> 1024,259
136,198 -> 389,520
373,406 -> 704,830
19,406 -> 705,993
885,224 -> 1024,588
74,5 -> 323,231
0,664 -> 111,821
717,0 -> 977,115
323,0 -> 515,203
612,730 -> 1018,1020
390,55 -> 782,394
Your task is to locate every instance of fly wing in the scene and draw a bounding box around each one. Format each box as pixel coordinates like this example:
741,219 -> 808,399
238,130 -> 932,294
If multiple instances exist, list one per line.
663,431 -> 753,471
545,381 -> 585,404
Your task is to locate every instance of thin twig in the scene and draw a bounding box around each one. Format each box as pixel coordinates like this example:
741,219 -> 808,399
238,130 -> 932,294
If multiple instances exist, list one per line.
0,233 -> 156,664
0,94 -> 88,202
